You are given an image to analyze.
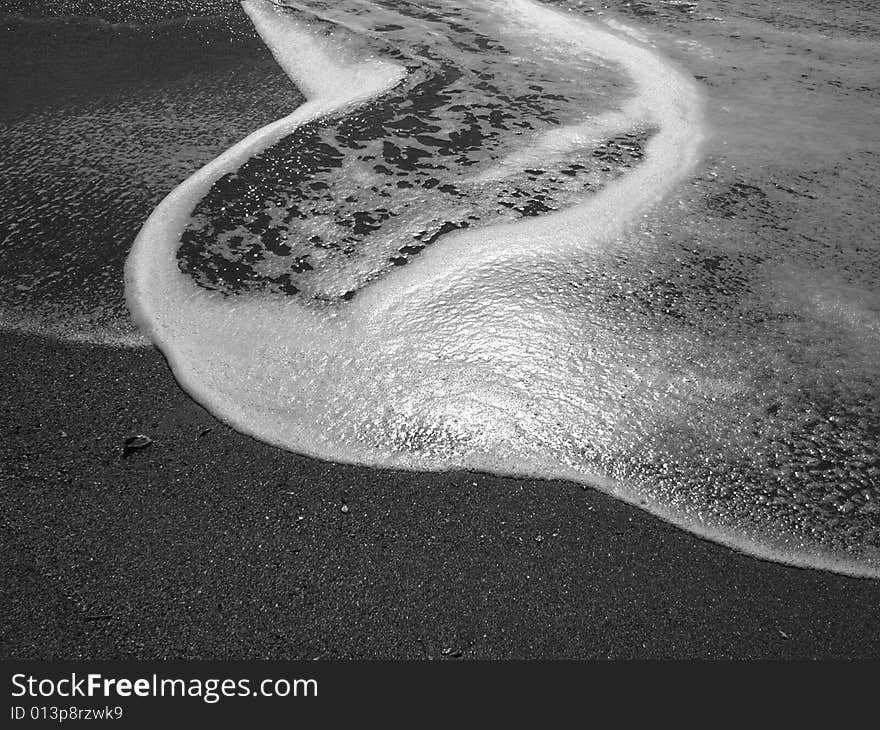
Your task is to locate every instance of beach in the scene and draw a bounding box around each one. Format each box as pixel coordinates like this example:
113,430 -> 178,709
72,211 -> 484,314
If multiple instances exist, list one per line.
3,329 -> 880,659
2,0 -> 880,660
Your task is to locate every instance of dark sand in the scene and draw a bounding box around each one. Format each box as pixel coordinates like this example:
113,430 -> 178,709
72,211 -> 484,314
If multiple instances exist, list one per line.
2,329 -> 880,660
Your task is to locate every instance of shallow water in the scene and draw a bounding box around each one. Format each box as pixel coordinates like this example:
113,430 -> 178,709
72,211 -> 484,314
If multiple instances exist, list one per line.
0,2 -> 301,342
2,0 -> 879,575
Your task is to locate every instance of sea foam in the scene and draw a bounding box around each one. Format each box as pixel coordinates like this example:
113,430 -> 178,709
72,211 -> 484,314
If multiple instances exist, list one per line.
126,0 -> 880,578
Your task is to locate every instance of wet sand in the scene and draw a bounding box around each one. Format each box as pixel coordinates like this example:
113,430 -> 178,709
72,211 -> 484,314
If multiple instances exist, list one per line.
3,329 -> 880,659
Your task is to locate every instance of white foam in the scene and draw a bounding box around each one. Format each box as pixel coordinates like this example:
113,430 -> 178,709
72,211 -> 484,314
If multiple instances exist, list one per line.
125,0 -> 880,578
243,0 -> 404,102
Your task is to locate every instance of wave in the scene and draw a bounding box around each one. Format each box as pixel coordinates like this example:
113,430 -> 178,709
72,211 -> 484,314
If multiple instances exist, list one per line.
47,0 -> 880,578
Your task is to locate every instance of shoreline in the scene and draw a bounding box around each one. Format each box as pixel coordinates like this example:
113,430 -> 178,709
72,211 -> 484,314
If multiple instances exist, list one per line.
3,0 -> 879,661
3,329 -> 880,659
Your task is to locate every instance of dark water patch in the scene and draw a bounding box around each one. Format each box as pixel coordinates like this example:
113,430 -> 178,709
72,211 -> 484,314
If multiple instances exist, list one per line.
698,162 -> 880,293
706,181 -> 768,219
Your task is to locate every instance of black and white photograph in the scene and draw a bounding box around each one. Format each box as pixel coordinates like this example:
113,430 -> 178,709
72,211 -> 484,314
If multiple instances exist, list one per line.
2,0 -> 879,707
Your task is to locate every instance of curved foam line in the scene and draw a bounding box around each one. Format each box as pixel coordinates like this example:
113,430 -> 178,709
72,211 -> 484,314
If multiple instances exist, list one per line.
125,0 -> 880,579
355,0 -> 703,314
126,0 -> 406,348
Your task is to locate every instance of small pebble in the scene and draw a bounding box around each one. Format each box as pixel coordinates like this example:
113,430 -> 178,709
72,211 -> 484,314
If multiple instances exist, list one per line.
122,434 -> 153,458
